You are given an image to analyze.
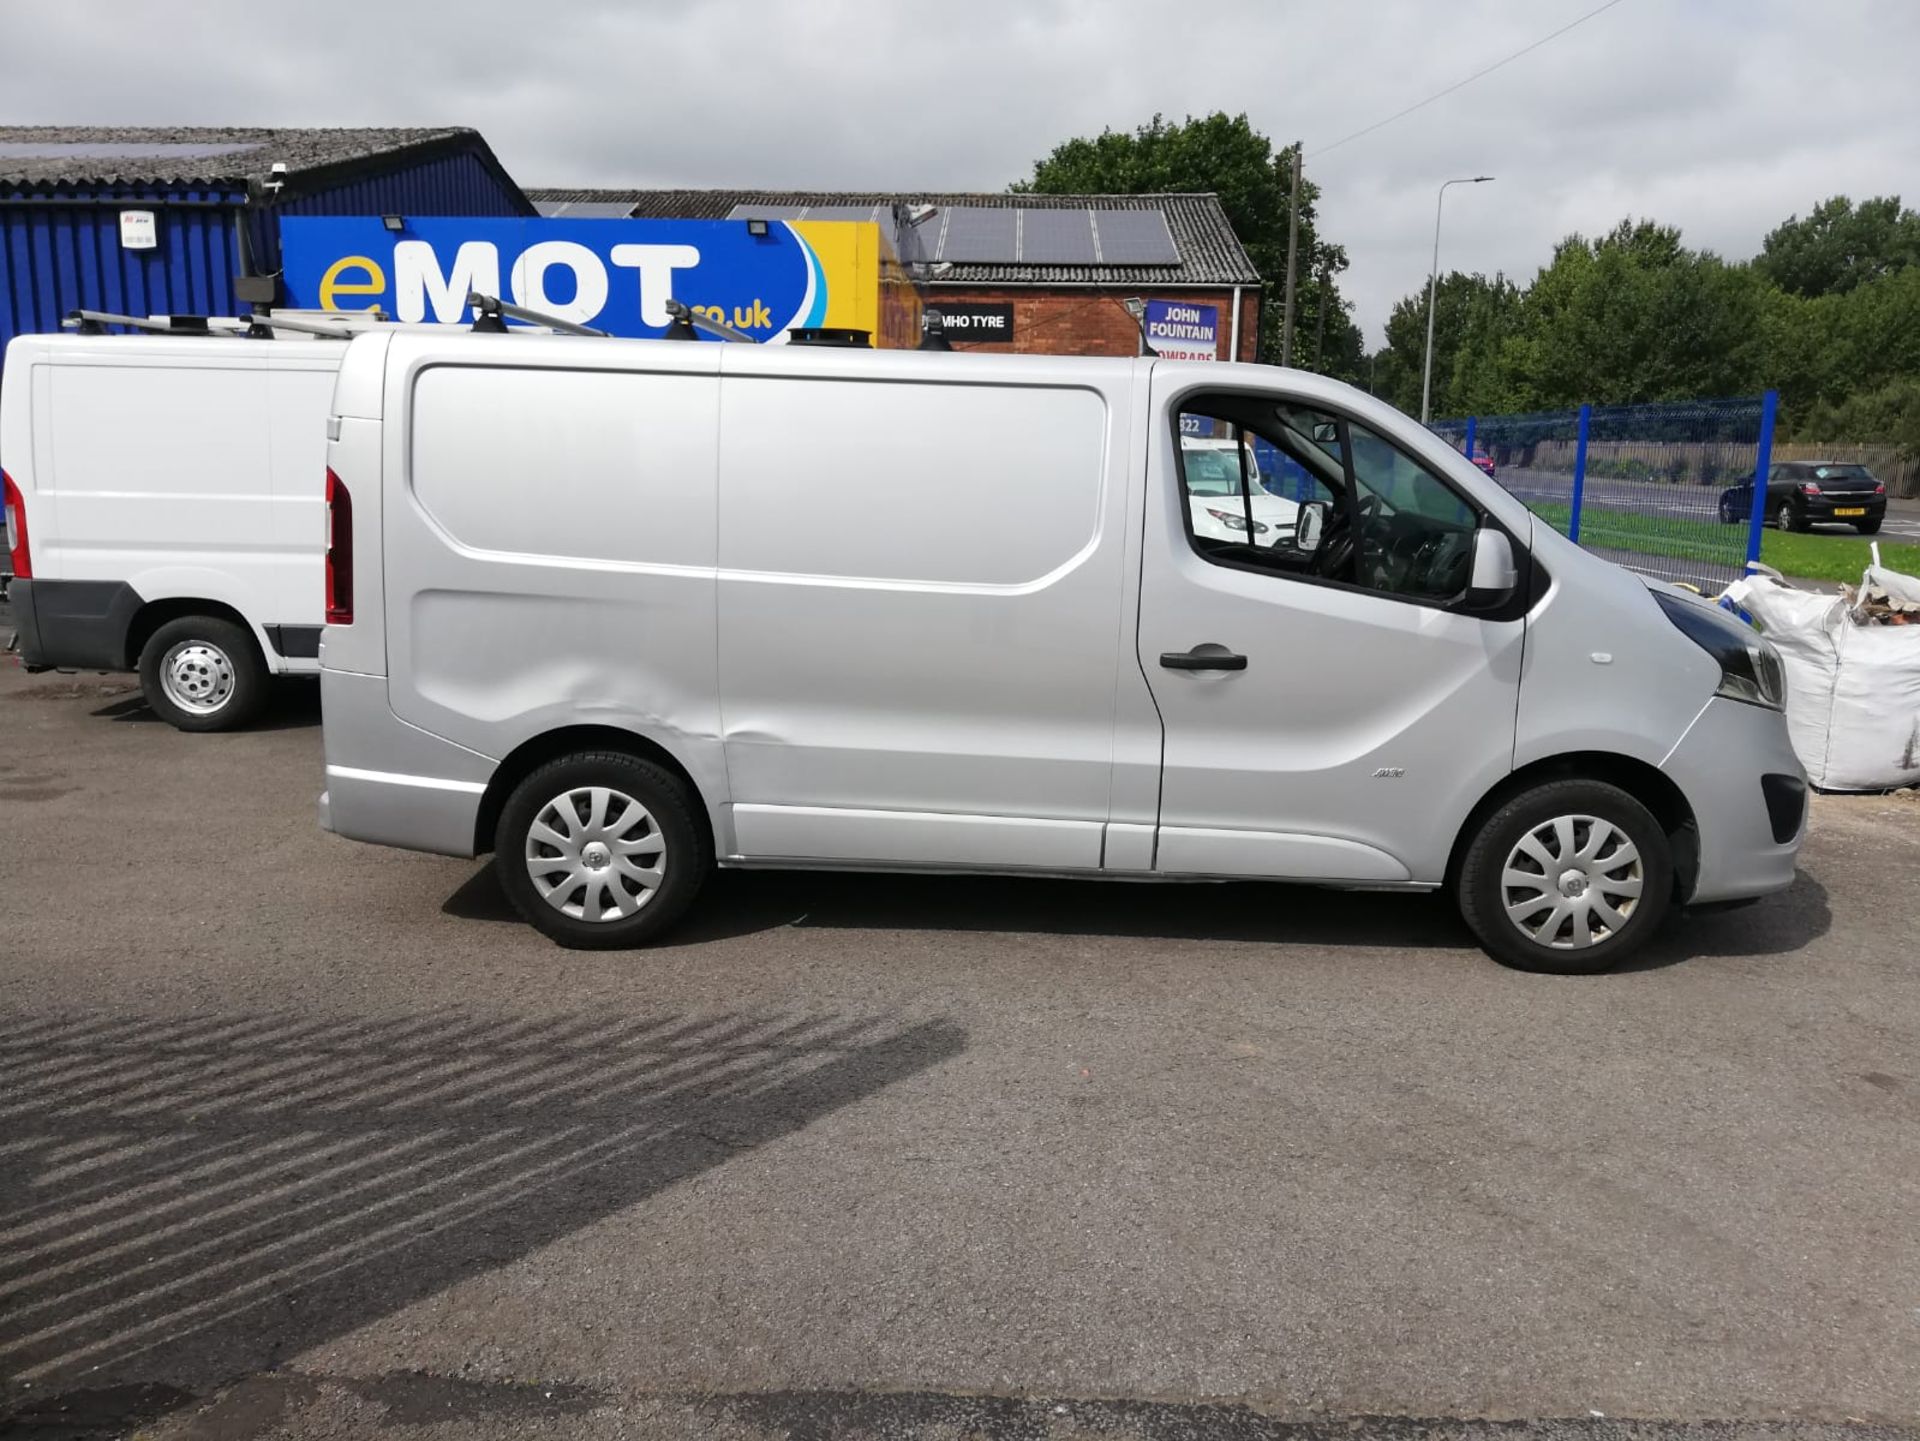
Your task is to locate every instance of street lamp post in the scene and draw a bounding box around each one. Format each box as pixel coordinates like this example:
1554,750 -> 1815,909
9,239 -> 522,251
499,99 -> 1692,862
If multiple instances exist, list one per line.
1420,175 -> 1494,424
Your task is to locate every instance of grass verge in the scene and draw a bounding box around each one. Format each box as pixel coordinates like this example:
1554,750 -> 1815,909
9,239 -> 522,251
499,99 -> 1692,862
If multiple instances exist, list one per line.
1524,503 -> 1920,584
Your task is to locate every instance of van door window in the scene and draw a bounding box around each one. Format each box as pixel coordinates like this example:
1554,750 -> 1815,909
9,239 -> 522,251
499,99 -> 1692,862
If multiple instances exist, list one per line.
1174,398 -> 1482,607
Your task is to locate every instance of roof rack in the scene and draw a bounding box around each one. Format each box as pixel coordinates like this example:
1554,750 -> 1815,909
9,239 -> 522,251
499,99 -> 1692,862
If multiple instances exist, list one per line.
465,291 -> 608,337
664,299 -> 753,343
62,307 -> 393,339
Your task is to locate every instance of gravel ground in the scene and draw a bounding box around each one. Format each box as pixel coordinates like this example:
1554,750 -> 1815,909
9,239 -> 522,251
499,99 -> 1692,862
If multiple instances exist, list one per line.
2,647 -> 1917,1441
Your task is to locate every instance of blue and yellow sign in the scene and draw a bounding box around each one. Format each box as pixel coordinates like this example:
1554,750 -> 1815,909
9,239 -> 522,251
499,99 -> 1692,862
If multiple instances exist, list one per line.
280,217 -> 919,346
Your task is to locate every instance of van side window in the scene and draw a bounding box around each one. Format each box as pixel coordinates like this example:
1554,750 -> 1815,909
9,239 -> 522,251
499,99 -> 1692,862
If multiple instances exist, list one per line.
1174,399 -> 1482,607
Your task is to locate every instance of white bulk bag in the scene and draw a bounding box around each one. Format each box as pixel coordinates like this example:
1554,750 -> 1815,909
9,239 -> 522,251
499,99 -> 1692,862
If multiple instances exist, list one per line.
1722,573 -> 1920,792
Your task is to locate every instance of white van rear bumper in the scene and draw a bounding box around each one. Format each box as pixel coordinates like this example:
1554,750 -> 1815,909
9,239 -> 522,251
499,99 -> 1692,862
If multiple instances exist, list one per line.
320,666 -> 494,857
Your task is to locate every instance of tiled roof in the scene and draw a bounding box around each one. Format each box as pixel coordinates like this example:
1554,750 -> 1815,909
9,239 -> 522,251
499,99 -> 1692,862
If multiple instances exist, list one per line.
0,126 -> 500,193
525,188 -> 1262,287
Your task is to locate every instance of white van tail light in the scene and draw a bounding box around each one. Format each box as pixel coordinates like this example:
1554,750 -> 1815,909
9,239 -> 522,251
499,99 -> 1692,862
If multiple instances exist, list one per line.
2,470 -> 29,579
325,467 -> 353,625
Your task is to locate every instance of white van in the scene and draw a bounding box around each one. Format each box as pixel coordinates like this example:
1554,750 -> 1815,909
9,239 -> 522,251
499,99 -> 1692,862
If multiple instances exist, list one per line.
2,328 -> 346,729
1180,434 -> 1300,546
317,332 -> 1807,973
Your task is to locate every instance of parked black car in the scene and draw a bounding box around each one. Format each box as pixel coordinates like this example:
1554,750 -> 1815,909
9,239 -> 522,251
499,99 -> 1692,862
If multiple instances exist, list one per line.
1718,461 -> 1887,533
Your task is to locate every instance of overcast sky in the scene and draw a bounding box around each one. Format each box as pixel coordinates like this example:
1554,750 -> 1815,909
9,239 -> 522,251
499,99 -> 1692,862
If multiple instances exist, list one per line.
4,0 -> 1917,345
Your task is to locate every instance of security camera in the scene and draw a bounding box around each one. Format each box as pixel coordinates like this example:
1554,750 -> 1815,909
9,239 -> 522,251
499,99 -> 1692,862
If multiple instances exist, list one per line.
907,204 -> 938,225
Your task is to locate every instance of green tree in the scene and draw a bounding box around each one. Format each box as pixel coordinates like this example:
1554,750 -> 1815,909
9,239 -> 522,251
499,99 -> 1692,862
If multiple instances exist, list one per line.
1371,270 -> 1521,418
1755,195 -> 1920,298
1013,112 -> 1355,378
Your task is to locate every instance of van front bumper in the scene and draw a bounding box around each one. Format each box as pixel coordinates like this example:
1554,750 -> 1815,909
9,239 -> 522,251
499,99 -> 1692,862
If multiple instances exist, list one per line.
1662,696 -> 1807,904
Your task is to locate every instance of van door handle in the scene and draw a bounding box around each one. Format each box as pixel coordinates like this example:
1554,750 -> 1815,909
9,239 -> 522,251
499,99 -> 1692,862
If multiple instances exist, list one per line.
1160,648 -> 1248,672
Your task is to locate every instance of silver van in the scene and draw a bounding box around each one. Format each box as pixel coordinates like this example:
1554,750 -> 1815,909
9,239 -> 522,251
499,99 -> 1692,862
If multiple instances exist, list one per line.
316,332 -> 1805,973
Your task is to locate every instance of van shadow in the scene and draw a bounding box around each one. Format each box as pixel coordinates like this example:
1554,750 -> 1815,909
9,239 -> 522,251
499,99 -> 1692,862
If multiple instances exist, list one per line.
443,864 -> 1832,966
0,1007 -> 965,1420
90,677 -> 321,731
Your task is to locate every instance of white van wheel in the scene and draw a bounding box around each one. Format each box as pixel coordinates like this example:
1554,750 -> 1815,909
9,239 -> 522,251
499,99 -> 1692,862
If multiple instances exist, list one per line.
494,753 -> 708,949
137,616 -> 269,732
160,640 -> 237,715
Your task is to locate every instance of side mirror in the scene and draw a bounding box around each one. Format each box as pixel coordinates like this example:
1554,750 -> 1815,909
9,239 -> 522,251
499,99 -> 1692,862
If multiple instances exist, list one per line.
1293,500 -> 1328,552
1465,527 -> 1520,608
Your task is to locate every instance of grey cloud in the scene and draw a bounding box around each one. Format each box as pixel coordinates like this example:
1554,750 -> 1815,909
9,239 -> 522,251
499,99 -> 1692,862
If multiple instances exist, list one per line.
4,0 -> 1916,345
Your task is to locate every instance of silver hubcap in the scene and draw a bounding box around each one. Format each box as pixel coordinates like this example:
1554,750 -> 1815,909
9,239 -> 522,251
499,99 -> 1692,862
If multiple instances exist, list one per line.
525,785 -> 666,923
1501,814 -> 1643,950
160,641 -> 236,714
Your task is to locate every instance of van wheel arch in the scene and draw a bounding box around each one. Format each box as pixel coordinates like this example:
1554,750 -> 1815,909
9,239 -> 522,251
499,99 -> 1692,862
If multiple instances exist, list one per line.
1448,753 -> 1699,903
124,597 -> 262,670
474,726 -> 713,858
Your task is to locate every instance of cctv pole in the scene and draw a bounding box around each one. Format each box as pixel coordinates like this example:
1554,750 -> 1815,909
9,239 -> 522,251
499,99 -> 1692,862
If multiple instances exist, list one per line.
1280,146 -> 1302,368
1420,175 -> 1494,423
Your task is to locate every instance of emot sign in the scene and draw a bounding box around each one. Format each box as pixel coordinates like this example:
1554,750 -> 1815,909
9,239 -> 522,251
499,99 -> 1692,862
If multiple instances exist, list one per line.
279,217 -> 839,341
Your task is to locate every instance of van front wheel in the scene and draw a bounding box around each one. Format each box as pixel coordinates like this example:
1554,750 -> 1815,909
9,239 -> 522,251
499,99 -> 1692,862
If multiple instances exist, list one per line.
494,753 -> 709,949
137,616 -> 269,732
1456,779 -> 1673,974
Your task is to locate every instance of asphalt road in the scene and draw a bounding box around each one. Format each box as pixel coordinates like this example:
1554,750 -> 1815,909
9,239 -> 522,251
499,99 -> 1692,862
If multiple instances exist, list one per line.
3,652 -> 1919,1440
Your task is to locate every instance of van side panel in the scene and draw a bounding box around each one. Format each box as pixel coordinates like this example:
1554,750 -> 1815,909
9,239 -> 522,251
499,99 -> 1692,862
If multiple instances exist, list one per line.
714,359 -> 1130,869
374,344 -> 728,835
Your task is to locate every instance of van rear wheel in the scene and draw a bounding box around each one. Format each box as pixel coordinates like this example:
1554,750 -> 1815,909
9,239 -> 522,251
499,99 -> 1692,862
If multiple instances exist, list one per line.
494,752 -> 709,949
137,616 -> 269,732
1456,779 -> 1673,974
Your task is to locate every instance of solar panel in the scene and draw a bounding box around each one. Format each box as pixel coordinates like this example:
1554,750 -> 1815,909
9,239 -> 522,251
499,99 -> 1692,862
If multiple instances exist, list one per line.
938,207 -> 1017,263
801,204 -> 887,222
0,141 -> 262,160
1093,209 -> 1180,265
535,199 -> 637,218
1017,208 -> 1097,264
726,204 -> 806,221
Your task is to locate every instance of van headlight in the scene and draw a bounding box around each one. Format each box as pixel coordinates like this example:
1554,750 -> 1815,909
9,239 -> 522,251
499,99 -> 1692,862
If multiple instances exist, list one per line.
1653,591 -> 1786,710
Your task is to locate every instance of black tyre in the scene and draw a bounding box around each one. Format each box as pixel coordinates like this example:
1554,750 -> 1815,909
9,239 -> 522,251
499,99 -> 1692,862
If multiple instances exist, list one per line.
136,615 -> 270,732
1855,518 -> 1883,535
494,752 -> 709,949
1771,499 -> 1790,530
1457,779 -> 1673,975
1787,502 -> 1811,533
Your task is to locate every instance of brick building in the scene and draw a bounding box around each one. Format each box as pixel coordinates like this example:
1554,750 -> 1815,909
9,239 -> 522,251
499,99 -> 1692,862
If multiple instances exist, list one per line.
527,188 -> 1262,360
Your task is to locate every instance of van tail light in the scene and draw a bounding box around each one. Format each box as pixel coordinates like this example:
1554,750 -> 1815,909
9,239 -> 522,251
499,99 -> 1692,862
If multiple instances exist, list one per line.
2,470 -> 29,580
325,467 -> 353,625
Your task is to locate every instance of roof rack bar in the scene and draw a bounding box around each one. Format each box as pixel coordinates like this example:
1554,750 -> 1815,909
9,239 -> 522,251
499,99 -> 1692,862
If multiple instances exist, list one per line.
239,312 -> 375,338
63,309 -> 216,336
663,298 -> 754,343
465,291 -> 608,337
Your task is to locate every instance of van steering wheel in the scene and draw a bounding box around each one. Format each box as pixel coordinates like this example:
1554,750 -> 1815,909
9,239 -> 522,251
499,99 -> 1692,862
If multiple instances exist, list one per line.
1310,491 -> 1380,580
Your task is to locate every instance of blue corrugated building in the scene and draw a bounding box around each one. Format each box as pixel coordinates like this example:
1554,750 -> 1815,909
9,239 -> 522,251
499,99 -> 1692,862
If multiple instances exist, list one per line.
0,125 -> 532,367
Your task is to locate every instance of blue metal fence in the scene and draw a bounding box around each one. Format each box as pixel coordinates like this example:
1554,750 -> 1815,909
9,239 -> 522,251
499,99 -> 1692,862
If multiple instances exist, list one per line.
1430,393 -> 1778,593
